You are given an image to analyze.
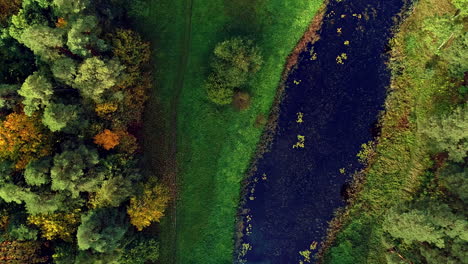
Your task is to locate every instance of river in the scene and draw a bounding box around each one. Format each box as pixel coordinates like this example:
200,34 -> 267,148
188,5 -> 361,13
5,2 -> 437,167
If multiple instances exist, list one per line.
236,0 -> 407,263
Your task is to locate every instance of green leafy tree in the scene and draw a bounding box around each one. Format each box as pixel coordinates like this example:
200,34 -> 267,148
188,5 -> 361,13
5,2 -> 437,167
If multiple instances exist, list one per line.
383,199 -> 468,263
444,31 -> 468,77
89,176 -> 133,208
18,25 -> 64,60
50,145 -> 101,197
119,237 -> 160,264
76,208 -> 129,253
19,72 -> 53,116
383,207 -> 447,248
0,84 -> 20,110
73,57 -> 124,101
423,105 -> 468,162
24,158 -> 51,187
205,37 -> 262,105
66,16 -> 107,57
53,0 -> 90,15
42,103 -> 84,132
51,57 -> 78,85
23,192 -> 75,215
440,164 -> 468,203
111,29 -> 150,74
9,224 -> 38,241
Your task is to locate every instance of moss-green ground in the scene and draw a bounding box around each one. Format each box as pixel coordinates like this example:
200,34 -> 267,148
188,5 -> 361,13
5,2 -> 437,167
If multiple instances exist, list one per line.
137,0 -> 323,263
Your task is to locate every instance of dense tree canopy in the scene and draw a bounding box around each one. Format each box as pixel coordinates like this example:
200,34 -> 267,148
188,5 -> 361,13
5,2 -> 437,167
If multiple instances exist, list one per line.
50,145 -> 100,197
73,57 -> 124,101
423,105 -> 468,163
19,72 -> 54,116
77,208 -> 129,253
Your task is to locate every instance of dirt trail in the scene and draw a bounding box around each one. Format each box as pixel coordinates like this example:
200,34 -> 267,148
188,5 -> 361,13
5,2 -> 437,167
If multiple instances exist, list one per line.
163,0 -> 194,262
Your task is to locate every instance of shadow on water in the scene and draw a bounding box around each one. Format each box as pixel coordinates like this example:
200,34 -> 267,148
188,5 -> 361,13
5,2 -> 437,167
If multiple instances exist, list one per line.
236,0 -> 407,263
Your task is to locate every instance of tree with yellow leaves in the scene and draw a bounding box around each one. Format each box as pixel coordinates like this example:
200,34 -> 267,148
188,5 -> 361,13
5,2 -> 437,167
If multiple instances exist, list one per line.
28,209 -> 81,241
127,183 -> 171,231
93,129 -> 120,150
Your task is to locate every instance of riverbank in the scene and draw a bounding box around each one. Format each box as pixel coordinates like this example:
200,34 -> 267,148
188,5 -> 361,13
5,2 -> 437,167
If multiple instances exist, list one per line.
321,0 -> 464,262
136,0 -> 324,263
234,3 -> 328,261
175,1 -> 324,262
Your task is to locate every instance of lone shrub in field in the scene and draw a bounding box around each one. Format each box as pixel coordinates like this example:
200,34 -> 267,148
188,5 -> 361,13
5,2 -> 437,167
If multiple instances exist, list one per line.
205,37 -> 262,105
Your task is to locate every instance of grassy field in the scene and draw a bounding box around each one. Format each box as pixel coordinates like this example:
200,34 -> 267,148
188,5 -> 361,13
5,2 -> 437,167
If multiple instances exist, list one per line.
322,0 -> 463,262
135,0 -> 323,263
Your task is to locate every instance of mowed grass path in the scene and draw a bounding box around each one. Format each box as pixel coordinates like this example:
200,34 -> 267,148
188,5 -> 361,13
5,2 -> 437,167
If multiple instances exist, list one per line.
139,0 -> 323,263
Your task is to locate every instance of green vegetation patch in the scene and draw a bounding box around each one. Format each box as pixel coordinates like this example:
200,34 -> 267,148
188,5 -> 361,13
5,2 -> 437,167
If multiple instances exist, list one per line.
323,0 -> 467,263
133,0 -> 323,263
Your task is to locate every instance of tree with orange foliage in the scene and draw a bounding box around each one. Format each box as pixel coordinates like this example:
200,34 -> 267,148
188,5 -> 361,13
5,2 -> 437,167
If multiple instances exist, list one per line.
127,183 -> 171,231
55,17 -> 67,28
0,112 -> 51,169
94,129 -> 120,150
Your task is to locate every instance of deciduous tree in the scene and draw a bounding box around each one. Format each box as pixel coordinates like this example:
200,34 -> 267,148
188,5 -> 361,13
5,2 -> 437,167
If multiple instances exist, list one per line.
19,72 -> 53,116
127,183 -> 170,231
42,103 -> 83,132
423,105 -> 468,163
0,111 -> 51,169
205,37 -> 262,105
73,57 -> 124,101
50,145 -> 101,197
77,208 -> 129,253
28,209 -> 81,241
94,129 -> 120,150
24,158 -> 51,186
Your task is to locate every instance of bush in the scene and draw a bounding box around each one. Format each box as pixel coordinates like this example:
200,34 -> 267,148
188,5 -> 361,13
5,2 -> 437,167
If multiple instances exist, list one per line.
205,37 -> 262,105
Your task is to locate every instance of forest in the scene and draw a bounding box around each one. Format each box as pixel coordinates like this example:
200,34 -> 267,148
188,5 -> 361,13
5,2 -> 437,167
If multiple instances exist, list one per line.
0,0 -> 466,263
0,0 -> 170,263
323,0 -> 467,263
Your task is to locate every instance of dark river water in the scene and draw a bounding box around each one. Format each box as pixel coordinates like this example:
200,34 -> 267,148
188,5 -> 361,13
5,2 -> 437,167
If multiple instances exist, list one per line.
237,0 -> 406,263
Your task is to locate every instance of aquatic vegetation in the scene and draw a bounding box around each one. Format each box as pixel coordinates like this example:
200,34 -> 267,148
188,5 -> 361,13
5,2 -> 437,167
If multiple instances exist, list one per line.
296,112 -> 304,123
336,53 -> 348,64
239,243 -> 253,258
293,135 -> 306,149
309,47 -> 318,60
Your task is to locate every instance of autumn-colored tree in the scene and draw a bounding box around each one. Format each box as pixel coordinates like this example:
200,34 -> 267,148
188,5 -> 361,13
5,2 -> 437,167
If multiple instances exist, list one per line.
94,129 -> 120,150
27,209 -> 81,241
55,17 -> 67,28
0,112 -> 51,169
0,0 -> 21,25
95,102 -> 118,118
0,241 -> 49,264
116,130 -> 138,154
127,183 -> 171,231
